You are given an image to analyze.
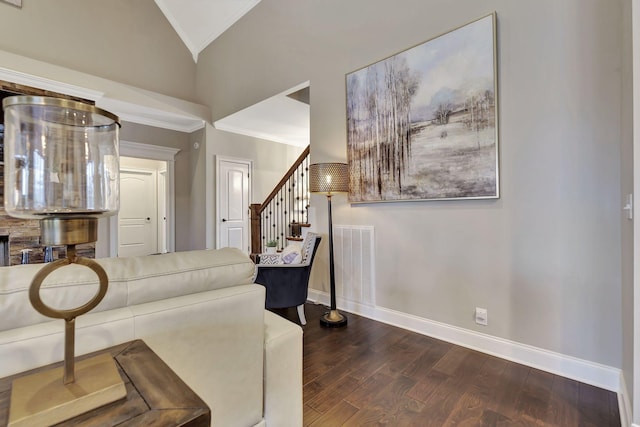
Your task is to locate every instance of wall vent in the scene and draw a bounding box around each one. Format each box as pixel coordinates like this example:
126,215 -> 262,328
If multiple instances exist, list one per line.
333,225 -> 375,307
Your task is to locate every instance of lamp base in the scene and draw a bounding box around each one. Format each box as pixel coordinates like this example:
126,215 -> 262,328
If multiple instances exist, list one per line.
8,353 -> 126,427
320,309 -> 348,328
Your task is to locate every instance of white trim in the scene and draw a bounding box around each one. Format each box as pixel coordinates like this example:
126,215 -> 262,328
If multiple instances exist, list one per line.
0,64 -> 207,133
0,66 -> 104,101
119,140 -> 180,162
110,141 -> 180,257
97,97 -> 206,133
153,0 -> 201,63
213,121 -> 309,147
206,133 -> 214,250
158,170 -> 168,253
308,289 -> 622,393
634,0 -> 640,424
621,372 -> 632,427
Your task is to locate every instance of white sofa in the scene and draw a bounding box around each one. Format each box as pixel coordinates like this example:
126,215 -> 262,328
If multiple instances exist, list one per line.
0,248 -> 303,427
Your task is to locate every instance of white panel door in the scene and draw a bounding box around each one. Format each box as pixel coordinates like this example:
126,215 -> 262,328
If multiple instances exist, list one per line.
218,159 -> 250,253
119,170 -> 157,257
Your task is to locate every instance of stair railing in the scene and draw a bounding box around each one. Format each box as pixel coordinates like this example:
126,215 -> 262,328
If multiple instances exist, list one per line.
250,146 -> 310,256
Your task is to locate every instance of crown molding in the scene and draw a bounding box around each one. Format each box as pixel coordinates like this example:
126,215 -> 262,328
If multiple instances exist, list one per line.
0,66 -> 104,101
120,140 -> 180,162
214,121 -> 308,147
97,97 -> 205,133
0,66 -> 206,133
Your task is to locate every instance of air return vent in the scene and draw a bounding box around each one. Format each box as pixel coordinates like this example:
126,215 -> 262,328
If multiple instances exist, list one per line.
333,225 -> 375,306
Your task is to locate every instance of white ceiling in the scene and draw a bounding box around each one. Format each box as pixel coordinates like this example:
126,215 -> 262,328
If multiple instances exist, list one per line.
155,0 -> 309,147
154,0 -> 261,62
214,82 -> 310,147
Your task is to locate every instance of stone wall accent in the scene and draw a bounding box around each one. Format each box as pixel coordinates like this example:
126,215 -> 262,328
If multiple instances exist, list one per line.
0,165 -> 96,266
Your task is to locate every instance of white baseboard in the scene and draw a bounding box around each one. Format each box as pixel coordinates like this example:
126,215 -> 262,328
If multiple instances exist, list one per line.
619,373 -> 632,427
308,289 -> 622,394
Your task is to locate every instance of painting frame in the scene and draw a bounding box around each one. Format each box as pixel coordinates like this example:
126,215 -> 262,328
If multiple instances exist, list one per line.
346,12 -> 499,203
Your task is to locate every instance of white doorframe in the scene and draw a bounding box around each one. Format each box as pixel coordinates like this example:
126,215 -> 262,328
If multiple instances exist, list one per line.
633,1 -> 640,425
159,170 -> 167,253
108,140 -> 180,257
216,156 -> 252,250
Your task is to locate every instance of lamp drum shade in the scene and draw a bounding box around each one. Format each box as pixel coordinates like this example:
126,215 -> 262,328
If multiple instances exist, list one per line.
2,96 -> 120,219
309,162 -> 348,194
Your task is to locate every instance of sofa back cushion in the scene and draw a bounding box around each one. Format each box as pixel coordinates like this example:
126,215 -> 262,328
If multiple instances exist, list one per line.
0,248 -> 255,332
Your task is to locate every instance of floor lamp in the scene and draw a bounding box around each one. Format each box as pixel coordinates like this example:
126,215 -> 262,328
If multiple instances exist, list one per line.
309,162 -> 348,328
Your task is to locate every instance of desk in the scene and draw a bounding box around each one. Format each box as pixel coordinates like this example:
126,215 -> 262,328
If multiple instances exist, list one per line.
0,340 -> 210,426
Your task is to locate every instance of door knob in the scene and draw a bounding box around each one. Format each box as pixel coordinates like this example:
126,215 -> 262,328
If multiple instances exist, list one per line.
222,218 -> 227,222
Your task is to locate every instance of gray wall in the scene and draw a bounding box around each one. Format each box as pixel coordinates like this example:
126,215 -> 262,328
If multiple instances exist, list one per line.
621,0 -> 634,408
189,128 -> 207,250
0,0 -> 196,101
197,0 -> 630,369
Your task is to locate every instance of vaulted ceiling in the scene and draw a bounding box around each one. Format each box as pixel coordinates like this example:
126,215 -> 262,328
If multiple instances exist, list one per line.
154,0 -> 261,62
155,0 -> 309,147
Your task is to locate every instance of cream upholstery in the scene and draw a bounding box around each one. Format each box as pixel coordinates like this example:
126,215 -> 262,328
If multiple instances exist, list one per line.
264,311 -> 303,426
0,248 -> 302,427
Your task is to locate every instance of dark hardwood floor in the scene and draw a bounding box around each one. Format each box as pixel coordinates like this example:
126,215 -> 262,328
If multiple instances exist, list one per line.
271,303 -> 621,427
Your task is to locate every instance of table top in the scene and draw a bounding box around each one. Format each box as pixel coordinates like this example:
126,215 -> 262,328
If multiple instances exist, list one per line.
0,340 -> 211,426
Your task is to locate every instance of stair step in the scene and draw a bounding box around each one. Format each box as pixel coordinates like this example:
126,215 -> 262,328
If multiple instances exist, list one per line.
289,222 -> 311,240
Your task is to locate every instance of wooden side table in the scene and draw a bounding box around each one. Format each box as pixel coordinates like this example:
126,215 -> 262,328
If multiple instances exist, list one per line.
0,340 -> 210,426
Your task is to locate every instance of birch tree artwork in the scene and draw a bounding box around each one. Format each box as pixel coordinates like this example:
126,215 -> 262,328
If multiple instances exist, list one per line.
346,14 -> 499,203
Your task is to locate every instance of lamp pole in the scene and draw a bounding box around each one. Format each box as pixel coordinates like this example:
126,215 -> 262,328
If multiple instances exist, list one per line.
309,162 -> 349,328
320,193 -> 347,327
328,195 -> 336,311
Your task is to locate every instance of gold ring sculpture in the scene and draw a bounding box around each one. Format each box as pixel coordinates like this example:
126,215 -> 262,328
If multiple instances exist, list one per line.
29,245 -> 108,384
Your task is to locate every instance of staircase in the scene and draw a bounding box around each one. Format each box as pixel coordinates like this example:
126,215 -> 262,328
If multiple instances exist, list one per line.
250,146 -> 310,257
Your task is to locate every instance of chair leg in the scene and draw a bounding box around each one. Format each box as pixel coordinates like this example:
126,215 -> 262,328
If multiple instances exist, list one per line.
297,304 -> 307,325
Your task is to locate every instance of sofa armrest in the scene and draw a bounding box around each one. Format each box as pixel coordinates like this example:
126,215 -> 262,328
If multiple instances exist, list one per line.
263,310 -> 303,427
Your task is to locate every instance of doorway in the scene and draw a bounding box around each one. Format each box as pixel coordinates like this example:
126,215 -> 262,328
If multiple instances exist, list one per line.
118,157 -> 166,257
216,156 -> 251,254
106,140 -> 179,258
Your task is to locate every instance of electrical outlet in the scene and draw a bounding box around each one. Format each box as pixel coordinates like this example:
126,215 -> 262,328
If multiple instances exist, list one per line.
475,307 -> 488,326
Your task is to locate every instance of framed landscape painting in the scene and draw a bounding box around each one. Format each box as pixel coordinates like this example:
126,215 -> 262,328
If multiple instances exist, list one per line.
346,13 -> 499,203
